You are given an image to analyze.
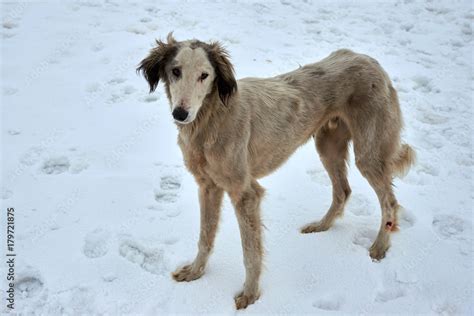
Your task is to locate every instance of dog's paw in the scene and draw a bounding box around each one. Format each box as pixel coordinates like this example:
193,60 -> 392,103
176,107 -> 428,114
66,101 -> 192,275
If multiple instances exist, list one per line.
171,264 -> 204,282
369,242 -> 389,261
300,221 -> 330,234
234,291 -> 260,310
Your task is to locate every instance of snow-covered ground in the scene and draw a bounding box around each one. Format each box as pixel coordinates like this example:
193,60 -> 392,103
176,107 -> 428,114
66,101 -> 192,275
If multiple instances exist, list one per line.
1,0 -> 473,314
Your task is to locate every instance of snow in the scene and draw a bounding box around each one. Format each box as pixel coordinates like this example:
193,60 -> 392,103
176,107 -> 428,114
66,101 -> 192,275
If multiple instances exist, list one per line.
1,0 -> 472,314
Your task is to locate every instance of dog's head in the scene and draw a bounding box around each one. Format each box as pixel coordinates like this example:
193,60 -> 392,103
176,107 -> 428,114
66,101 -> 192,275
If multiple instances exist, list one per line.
137,33 -> 237,125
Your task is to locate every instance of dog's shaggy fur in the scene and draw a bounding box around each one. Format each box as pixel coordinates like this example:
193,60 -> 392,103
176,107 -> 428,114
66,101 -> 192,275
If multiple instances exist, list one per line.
138,34 -> 415,309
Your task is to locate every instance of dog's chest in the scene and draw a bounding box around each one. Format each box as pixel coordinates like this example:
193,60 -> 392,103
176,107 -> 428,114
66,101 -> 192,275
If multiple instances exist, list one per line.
178,135 -> 210,179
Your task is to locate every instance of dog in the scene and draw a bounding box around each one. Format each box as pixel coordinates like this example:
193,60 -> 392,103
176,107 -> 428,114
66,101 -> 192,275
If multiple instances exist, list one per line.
138,33 -> 415,309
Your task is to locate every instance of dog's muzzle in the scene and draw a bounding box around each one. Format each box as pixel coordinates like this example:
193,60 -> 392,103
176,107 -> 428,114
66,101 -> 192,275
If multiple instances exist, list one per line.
172,107 -> 189,122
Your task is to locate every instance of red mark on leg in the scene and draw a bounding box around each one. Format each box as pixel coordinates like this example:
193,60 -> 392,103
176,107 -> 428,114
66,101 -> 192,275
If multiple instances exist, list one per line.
385,221 -> 399,232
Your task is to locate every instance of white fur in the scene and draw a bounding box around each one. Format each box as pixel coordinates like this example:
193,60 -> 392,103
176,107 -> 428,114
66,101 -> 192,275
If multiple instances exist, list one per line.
169,45 -> 216,124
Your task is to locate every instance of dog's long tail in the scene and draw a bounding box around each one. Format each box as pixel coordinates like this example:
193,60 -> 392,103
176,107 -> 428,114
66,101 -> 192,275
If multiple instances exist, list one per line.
390,143 -> 416,178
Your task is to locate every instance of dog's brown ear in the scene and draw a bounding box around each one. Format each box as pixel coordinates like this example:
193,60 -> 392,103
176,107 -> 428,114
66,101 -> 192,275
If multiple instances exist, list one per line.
137,33 -> 178,93
207,42 -> 237,105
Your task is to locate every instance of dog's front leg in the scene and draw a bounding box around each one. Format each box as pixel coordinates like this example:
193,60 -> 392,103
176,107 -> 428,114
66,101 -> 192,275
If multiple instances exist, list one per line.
172,181 -> 224,282
229,180 -> 265,309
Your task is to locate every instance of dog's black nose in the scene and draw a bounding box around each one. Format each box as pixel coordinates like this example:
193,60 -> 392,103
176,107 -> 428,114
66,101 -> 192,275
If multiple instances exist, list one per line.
172,107 -> 188,122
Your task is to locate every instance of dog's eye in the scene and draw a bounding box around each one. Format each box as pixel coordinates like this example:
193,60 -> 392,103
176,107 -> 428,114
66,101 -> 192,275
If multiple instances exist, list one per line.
200,72 -> 209,81
172,68 -> 181,77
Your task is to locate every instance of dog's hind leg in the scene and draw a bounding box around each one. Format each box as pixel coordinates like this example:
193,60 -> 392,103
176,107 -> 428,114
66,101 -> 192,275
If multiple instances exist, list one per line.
354,154 -> 399,261
301,118 -> 352,233
347,84 -> 414,260
349,110 -> 401,261
172,179 -> 224,281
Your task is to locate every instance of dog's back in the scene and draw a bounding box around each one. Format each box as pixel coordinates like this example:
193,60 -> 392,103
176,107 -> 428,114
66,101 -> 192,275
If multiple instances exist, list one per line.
232,49 -> 414,180
276,49 -> 392,110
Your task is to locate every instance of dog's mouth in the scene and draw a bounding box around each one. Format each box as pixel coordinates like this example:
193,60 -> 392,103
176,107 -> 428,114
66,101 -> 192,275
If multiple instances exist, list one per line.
174,118 -> 192,125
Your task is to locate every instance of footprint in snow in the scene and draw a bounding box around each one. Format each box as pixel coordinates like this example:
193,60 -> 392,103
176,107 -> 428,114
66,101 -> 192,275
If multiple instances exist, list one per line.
41,156 -> 70,174
83,229 -> 110,258
70,158 -> 89,174
7,129 -> 21,135
3,87 -> 18,95
432,214 -> 468,239
165,210 -> 182,218
102,273 -> 117,282
154,191 -> 178,203
41,156 -> 89,175
2,21 -> 18,29
450,39 -> 464,48
400,23 -> 414,32
154,175 -> 181,204
415,161 -> 439,177
107,93 -> 124,104
374,271 -> 408,303
1,188 -> 13,200
416,111 -> 449,125
126,26 -> 146,35
313,295 -> 343,311
352,229 -> 377,249
3,32 -> 16,39
21,146 -> 45,166
398,207 -> 416,229
160,175 -> 181,190
418,57 -> 438,70
375,286 -> 406,302
2,19 -> 20,38
85,82 -> 100,93
461,22 -> 472,36
47,286 -> 96,314
108,77 -> 126,85
432,301 -> 462,315
347,194 -> 373,216
398,38 -> 411,46
411,75 -> 435,93
163,237 -> 179,245
425,6 -> 451,15
144,6 -> 160,14
16,276 -> 44,299
15,268 -> 44,299
119,240 -> 167,275
91,42 -> 104,52
122,85 -> 136,95
100,57 -> 110,64
147,205 -> 163,212
455,153 -> 473,167
142,94 -> 158,103
306,168 -> 331,186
